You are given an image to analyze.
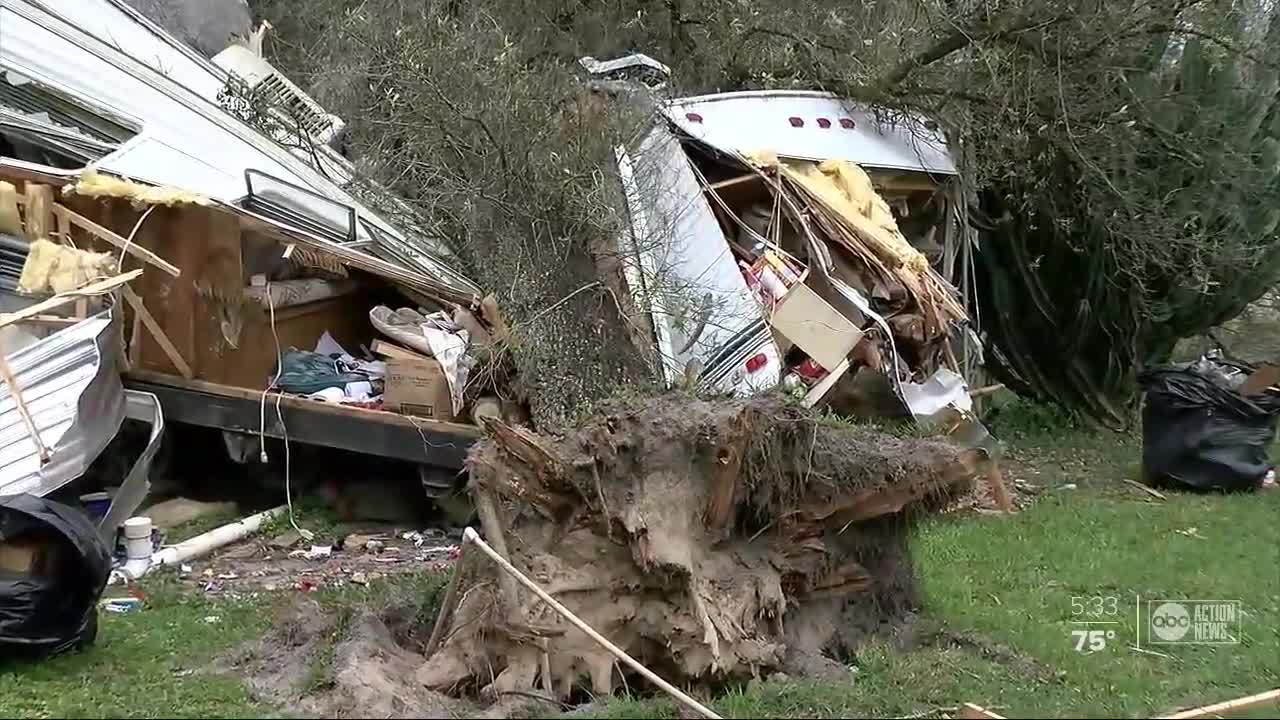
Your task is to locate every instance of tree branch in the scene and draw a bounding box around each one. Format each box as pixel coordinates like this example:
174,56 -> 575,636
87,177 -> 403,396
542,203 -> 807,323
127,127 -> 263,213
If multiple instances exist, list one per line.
882,12 -> 1072,85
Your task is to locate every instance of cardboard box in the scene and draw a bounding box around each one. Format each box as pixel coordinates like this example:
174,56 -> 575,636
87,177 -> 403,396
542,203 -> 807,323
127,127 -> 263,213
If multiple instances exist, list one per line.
769,282 -> 864,371
0,540 -> 38,574
0,533 -> 60,576
384,357 -> 454,422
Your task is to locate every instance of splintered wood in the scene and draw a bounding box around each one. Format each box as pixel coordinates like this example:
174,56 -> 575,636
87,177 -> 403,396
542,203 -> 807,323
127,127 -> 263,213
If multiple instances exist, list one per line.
420,396 -> 984,701
959,687 -> 1280,719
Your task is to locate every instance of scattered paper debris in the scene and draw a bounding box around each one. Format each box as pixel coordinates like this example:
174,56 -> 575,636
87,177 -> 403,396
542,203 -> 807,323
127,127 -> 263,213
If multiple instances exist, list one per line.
289,545 -> 334,560
100,597 -> 143,613
350,571 -> 369,585
203,615 -> 220,624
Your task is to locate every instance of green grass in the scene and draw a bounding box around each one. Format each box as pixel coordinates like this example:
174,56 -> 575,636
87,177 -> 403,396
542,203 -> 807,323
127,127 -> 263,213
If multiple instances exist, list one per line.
166,497 -> 345,547
914,487 -> 1280,717
0,568 -> 450,719
2,400 -> 1275,719
0,577 -> 273,719
593,406 -> 1280,718
164,509 -> 245,544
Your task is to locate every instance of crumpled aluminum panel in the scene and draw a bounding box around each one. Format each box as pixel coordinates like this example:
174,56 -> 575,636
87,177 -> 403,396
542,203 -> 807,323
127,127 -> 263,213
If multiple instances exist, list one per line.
0,307 -> 126,498
666,90 -> 957,175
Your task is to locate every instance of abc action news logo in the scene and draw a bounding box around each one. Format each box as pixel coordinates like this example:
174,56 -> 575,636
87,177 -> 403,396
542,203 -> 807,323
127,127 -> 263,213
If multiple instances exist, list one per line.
1147,600 -> 1242,644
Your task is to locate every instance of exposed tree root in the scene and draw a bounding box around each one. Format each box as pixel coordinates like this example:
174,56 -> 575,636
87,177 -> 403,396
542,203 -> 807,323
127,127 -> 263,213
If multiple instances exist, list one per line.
419,394 -> 984,698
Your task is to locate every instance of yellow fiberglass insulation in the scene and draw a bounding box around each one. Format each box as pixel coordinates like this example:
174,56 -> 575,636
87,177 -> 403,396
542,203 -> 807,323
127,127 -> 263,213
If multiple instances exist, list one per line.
65,170 -> 210,207
18,238 -> 117,295
787,159 -> 929,274
746,151 -> 929,274
0,182 -> 22,236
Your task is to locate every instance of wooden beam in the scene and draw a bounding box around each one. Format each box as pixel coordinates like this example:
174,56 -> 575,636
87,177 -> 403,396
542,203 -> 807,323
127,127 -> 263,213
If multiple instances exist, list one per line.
52,202 -> 72,247
802,358 -> 851,408
1123,478 -> 1167,500
1157,689 -> 1280,719
13,315 -> 88,327
24,184 -> 53,241
0,270 -> 142,331
987,461 -> 1015,513
969,383 -> 1005,398
124,368 -> 482,437
128,307 -> 143,367
424,549 -> 467,659
708,173 -> 760,191
958,703 -> 1006,719
122,284 -> 192,379
0,351 -> 50,463
51,205 -> 181,277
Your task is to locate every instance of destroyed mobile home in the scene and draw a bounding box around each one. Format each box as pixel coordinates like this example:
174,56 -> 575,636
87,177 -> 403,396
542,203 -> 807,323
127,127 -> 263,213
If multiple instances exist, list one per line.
613,87 -> 979,420
0,0 -> 1000,691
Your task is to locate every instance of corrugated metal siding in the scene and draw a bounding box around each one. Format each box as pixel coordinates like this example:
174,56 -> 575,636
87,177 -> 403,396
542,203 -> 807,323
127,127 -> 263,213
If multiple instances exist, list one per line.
0,306 -> 126,497
0,233 -> 28,292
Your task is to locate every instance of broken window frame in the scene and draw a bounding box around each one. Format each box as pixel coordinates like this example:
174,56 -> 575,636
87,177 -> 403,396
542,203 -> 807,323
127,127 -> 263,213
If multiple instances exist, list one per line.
0,64 -> 140,171
241,168 -> 359,246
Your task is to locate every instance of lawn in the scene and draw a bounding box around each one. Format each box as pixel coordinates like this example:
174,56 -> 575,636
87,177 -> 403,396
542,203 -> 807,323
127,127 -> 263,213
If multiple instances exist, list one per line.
0,579 -> 272,718
595,406 -> 1280,718
0,406 -> 1275,719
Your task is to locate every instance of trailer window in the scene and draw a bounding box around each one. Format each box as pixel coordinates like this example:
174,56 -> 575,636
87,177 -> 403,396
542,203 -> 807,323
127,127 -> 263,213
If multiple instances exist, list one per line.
0,68 -> 137,170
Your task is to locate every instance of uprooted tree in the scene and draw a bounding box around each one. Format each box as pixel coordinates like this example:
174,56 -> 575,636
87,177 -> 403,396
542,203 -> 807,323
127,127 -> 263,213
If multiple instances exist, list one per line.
248,0 -> 1280,427
419,396 -> 984,695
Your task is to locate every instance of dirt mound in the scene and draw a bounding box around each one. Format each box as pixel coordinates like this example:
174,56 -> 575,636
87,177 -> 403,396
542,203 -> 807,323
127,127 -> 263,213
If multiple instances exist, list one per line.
420,394 -> 984,700
222,598 -> 473,718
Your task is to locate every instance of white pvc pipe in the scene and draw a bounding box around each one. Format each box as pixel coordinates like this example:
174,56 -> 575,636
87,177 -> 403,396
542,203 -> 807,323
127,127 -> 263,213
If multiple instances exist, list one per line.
119,516 -> 154,580
151,505 -> 286,568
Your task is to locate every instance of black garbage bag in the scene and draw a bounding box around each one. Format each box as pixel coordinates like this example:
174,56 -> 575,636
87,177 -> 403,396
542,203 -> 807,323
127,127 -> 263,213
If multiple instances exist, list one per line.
0,494 -> 112,659
1139,367 -> 1280,491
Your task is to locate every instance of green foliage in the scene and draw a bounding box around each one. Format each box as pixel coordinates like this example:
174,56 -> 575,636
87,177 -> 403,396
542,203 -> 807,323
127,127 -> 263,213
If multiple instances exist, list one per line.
963,5 -> 1280,424
981,395 -> 1084,440
252,0 -> 659,428
247,0 -> 1280,424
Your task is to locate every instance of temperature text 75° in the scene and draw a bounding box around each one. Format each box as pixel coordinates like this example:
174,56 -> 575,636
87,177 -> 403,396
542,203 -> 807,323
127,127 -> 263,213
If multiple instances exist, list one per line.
1071,629 -> 1115,652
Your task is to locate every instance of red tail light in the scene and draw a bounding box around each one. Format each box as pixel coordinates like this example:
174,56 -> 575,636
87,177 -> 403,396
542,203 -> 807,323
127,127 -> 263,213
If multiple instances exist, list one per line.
745,353 -> 768,373
839,118 -> 855,129
685,112 -> 704,123
788,116 -> 804,127
816,118 -> 832,129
